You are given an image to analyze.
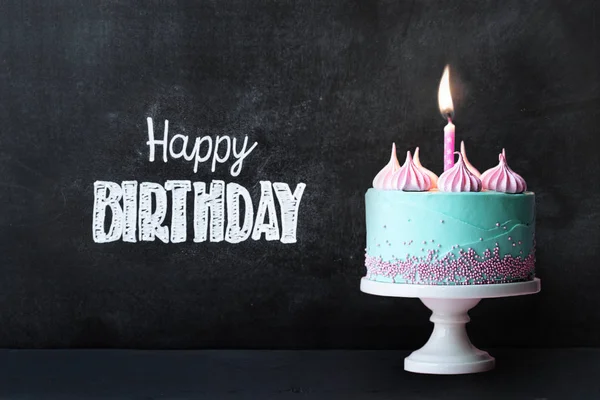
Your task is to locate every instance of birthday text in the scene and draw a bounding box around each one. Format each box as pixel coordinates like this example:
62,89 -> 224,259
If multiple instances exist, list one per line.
92,180 -> 305,244
92,117 -> 306,245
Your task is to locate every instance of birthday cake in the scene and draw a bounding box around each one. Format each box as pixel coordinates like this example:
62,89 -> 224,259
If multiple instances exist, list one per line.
364,143 -> 535,285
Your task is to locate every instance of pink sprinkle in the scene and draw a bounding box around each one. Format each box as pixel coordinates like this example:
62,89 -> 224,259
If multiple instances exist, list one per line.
496,222 -> 500,227
364,243 -> 535,285
508,237 -> 512,241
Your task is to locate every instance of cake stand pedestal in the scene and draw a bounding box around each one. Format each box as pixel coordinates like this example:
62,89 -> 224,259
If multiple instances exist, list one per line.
360,278 -> 541,375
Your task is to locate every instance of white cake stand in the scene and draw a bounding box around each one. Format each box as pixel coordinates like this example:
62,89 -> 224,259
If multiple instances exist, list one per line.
360,277 -> 541,375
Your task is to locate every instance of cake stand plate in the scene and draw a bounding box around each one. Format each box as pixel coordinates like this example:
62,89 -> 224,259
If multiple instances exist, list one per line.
360,277 -> 541,375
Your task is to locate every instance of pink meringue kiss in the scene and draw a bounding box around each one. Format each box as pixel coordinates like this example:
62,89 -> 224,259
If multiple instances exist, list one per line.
480,149 -> 527,194
438,152 -> 482,192
413,147 -> 439,189
392,151 -> 432,191
460,141 -> 481,178
372,143 -> 401,189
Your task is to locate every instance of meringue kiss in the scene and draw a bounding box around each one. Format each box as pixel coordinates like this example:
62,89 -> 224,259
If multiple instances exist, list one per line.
413,147 -> 439,189
480,150 -> 527,194
437,152 -> 482,192
373,143 -> 401,189
460,141 -> 481,178
393,151 -> 432,192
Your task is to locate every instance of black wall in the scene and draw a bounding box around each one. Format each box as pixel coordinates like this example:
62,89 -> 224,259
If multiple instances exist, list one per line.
0,0 -> 598,348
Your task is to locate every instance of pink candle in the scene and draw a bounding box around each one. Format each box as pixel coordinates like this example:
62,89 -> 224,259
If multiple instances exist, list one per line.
438,65 -> 455,171
444,117 -> 455,170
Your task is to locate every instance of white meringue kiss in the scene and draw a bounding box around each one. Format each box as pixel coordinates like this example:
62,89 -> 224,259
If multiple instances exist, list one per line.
372,143 -> 401,189
438,152 -> 482,192
413,147 -> 439,189
392,151 -> 432,191
480,150 -> 527,194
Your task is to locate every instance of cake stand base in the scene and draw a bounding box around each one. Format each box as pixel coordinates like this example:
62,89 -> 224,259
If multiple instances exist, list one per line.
404,297 -> 494,374
360,278 -> 541,375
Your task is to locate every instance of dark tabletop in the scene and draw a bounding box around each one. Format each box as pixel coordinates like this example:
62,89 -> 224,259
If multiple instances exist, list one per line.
0,349 -> 598,399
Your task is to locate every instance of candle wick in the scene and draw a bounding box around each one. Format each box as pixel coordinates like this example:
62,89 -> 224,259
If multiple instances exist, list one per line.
447,115 -> 452,123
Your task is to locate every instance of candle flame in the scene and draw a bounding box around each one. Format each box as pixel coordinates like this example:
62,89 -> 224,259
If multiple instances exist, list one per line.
438,65 -> 454,116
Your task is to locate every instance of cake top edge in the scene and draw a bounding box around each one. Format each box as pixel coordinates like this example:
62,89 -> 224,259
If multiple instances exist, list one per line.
366,188 -> 535,196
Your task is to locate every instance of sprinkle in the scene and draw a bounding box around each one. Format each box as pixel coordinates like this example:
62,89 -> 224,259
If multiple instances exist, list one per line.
364,244 -> 535,285
440,220 -> 444,223
479,237 -> 483,241
503,226 -> 507,230
496,222 -> 500,227
508,236 -> 512,241
423,241 -> 427,244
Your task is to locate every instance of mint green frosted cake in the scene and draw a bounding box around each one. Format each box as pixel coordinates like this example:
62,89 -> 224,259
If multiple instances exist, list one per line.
365,144 -> 535,285
365,190 -> 535,285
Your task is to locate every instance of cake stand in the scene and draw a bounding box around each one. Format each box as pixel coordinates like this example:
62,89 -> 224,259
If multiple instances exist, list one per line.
360,277 -> 541,375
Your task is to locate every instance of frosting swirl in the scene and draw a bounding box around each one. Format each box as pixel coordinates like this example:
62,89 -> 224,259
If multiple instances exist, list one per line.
438,152 -> 482,192
480,149 -> 527,193
372,143 -> 400,189
413,147 -> 439,189
460,141 -> 481,178
393,151 -> 432,191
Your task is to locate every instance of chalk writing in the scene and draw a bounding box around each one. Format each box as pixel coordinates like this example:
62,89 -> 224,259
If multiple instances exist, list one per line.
93,180 -> 305,244
146,118 -> 258,176
92,117 -> 306,245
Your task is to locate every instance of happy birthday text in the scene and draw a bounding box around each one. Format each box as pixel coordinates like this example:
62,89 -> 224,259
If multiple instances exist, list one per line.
92,118 -> 306,244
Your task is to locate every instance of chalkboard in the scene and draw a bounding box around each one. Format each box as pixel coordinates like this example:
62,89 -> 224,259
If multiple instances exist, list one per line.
0,0 -> 598,349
